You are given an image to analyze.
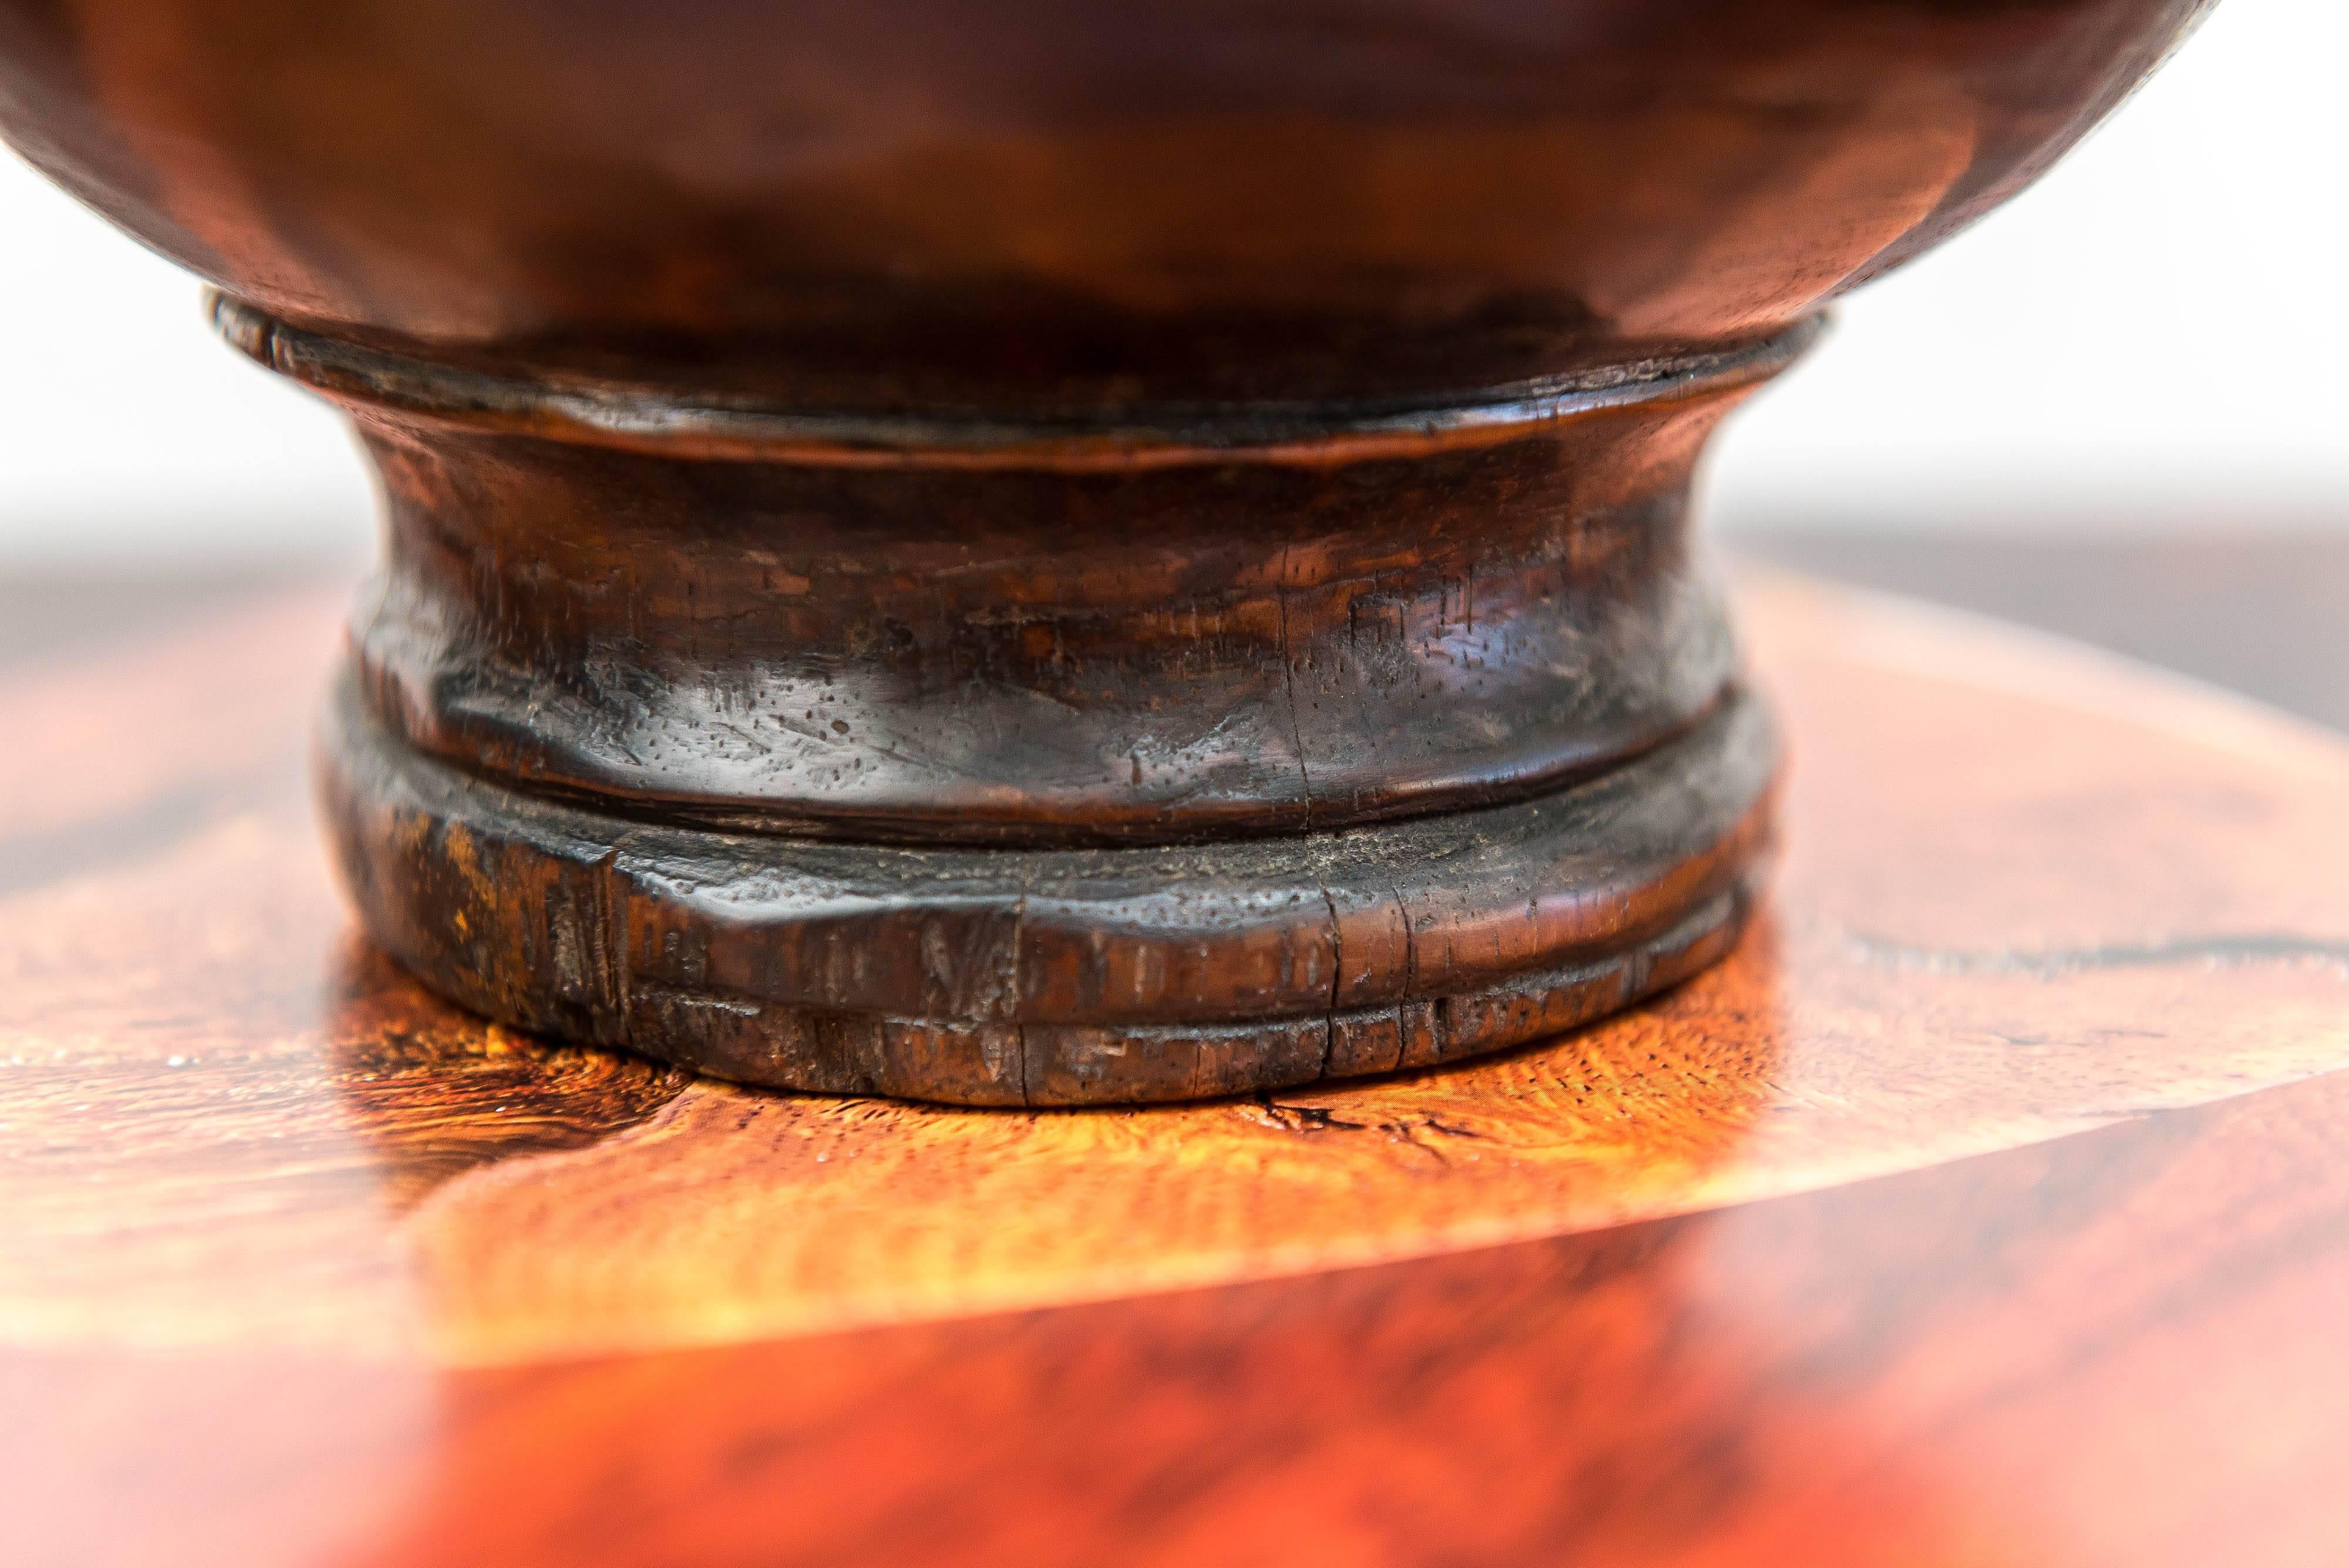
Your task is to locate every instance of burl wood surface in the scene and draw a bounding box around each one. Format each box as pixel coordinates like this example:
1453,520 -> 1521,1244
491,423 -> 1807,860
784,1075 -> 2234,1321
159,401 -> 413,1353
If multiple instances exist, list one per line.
8,566 -> 2349,1564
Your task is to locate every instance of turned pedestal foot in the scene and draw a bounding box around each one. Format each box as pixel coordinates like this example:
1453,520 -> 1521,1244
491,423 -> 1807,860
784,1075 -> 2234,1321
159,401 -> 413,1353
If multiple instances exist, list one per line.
232,302 -> 1813,1103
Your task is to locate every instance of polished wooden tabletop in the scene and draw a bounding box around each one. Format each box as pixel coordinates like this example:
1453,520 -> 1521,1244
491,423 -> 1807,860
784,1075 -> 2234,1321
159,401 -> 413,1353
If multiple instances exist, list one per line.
6,533 -> 2349,1567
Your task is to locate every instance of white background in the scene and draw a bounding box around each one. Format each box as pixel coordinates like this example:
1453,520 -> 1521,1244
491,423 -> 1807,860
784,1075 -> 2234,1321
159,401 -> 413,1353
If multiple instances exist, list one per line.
0,0 -> 2341,571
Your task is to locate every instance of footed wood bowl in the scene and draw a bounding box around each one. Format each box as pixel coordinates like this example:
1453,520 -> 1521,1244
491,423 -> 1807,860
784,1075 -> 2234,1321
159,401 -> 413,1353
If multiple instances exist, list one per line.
0,0 -> 2213,1102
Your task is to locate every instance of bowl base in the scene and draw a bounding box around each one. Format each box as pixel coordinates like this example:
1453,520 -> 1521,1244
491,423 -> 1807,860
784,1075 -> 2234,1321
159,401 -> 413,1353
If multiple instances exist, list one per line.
321,668 -> 1774,1106
240,298 -> 1805,1105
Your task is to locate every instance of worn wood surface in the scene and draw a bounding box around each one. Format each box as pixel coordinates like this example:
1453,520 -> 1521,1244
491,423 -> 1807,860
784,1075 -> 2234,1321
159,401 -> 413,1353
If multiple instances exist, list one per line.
8,556 -> 2349,1564
298,318 -> 1795,1102
288,298 -> 1806,1099
324,671 -> 1772,1106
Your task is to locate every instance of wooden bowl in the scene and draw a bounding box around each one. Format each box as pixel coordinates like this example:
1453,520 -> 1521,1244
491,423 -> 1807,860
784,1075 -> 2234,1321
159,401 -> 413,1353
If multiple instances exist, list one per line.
0,0 -> 2214,1103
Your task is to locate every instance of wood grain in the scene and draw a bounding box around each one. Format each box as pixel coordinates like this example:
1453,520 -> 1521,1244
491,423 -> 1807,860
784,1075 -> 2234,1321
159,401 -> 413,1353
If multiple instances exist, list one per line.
6,571 -> 2349,1388
21,1063 -> 2349,1568
9,564 -> 2349,1564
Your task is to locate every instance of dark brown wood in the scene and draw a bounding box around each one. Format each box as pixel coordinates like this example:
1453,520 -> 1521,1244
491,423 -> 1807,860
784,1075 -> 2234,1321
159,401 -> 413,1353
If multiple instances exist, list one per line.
0,0 -> 2207,406
7,557 -> 2349,1566
323,668 -> 1772,1105
0,0 -> 2216,1098
271,291 -> 1803,1102
261,303 -> 1801,846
